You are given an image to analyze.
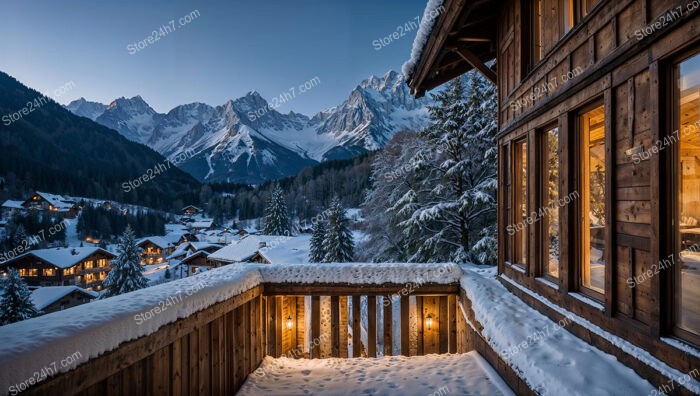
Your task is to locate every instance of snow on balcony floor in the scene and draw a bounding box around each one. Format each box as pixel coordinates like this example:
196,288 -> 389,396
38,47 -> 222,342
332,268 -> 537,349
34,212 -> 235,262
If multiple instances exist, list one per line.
237,351 -> 514,396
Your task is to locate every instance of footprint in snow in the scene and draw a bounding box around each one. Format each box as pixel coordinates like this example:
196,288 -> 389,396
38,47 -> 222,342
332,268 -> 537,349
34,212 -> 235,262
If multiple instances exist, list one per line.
301,370 -> 312,376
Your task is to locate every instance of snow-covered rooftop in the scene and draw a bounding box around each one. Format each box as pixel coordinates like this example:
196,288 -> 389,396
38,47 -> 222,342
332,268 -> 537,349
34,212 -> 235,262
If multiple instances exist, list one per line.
137,236 -> 173,249
3,247 -> 114,269
30,286 -> 98,310
1,200 -> 25,210
402,0 -> 446,79
256,234 -> 311,264
208,235 -> 282,263
33,191 -> 75,210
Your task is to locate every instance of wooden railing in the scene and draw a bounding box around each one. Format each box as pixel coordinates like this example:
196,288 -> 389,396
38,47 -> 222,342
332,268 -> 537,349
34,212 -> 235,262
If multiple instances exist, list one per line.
263,283 -> 463,358
18,267 -> 465,395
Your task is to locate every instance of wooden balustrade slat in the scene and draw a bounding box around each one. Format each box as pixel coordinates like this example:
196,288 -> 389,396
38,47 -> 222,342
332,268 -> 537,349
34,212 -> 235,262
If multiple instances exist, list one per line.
384,297 -> 393,356
340,296 -> 349,358
400,296 -> 410,356
189,329 -> 200,395
416,296 -> 424,356
352,296 -> 363,357
199,321 -> 211,395
439,296 -> 449,354
312,296 -> 321,359
234,305 -> 246,389
331,295 -> 340,358
367,296 -> 377,357
275,296 -> 283,357
448,295 -> 457,353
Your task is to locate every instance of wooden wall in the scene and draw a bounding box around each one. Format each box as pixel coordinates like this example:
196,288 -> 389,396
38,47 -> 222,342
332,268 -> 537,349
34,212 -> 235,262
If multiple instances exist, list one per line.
496,0 -> 700,378
25,287 -> 264,396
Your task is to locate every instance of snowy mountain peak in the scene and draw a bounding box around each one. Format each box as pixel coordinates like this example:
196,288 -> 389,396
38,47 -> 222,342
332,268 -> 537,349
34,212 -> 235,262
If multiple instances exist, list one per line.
65,70 -> 431,183
63,98 -> 107,121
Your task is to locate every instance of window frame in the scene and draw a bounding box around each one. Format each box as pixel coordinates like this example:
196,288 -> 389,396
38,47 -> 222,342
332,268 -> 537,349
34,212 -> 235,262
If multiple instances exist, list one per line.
574,99 -> 607,302
509,137 -> 530,269
538,122 -> 562,282
668,50 -> 700,347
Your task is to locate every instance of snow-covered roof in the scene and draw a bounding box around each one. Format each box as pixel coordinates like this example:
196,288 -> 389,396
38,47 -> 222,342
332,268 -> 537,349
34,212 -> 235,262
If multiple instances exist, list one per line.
161,233 -> 186,245
30,286 -> 98,310
31,191 -> 76,210
190,220 -> 214,229
137,236 -> 173,249
2,200 -> 25,210
167,242 -> 223,260
3,247 -> 114,269
181,251 -> 210,264
402,0 -> 446,79
182,205 -> 203,212
208,235 -> 281,263
255,235 -> 311,264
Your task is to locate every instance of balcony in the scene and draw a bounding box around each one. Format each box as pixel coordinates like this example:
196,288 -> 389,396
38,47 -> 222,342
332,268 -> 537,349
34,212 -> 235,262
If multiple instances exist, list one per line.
0,263 -> 672,395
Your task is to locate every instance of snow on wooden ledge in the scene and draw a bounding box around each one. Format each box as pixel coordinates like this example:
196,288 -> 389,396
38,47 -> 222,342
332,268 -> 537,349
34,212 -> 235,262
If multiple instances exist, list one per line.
256,262 -> 462,285
0,265 -> 262,394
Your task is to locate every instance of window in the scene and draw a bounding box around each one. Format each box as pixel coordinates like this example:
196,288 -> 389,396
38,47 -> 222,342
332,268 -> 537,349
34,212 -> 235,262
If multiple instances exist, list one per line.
563,0 -> 599,34
531,0 -> 544,64
542,126 -> 560,279
513,139 -> 529,267
43,268 -> 56,277
674,52 -> 700,343
20,268 -> 38,277
578,103 -> 606,296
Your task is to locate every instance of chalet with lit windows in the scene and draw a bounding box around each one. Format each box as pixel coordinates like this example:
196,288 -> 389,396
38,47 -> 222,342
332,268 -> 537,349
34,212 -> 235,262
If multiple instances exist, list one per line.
21,191 -> 78,218
407,0 -> 700,390
1,247 -> 115,290
182,205 -> 204,216
137,236 -> 175,264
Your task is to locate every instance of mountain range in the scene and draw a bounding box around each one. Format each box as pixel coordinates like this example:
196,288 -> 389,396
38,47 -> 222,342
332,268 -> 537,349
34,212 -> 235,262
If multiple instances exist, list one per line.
64,71 -> 431,184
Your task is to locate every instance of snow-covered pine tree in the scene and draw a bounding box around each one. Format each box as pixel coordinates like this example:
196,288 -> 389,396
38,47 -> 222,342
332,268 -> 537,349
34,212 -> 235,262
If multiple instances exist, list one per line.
323,198 -> 354,262
398,71 -> 498,263
262,186 -> 293,236
309,220 -> 327,263
13,224 -> 27,247
0,268 -> 40,325
101,225 -> 148,298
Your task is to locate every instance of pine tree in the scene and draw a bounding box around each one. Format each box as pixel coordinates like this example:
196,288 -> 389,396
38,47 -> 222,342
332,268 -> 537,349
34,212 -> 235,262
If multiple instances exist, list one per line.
309,220 -> 327,262
262,186 -> 292,236
323,198 -> 355,262
13,224 -> 27,247
101,225 -> 148,298
0,268 -> 40,325
393,71 -> 498,263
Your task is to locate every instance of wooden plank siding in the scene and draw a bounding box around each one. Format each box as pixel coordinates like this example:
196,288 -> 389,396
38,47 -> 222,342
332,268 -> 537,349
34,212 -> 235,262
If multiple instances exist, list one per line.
495,0 -> 700,379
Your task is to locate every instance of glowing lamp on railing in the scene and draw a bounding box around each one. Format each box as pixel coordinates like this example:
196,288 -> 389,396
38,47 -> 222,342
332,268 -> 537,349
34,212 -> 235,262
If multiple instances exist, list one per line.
425,313 -> 434,331
286,315 -> 293,330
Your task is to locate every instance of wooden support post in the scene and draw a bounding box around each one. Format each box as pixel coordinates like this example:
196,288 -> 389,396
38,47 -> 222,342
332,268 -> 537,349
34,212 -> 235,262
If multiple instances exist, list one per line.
384,297 -> 393,356
340,296 -> 349,358
266,297 -> 276,357
352,296 -> 362,357
454,48 -> 497,84
312,296 -> 321,359
439,296 -> 448,354
400,295 -> 410,356
331,295 -> 340,357
367,296 -> 377,357
275,296 -> 283,358
448,295 -> 457,353
415,296 -> 424,356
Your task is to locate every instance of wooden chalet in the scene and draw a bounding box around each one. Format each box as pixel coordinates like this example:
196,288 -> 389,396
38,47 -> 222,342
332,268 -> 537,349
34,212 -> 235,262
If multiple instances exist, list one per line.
21,191 -> 78,218
407,0 -> 700,389
182,205 -> 204,216
1,247 -> 115,290
30,286 -> 98,314
137,236 -> 176,265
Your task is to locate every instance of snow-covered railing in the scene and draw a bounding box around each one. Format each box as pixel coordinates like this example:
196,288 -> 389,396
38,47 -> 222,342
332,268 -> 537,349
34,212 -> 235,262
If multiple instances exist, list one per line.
0,263 -> 465,395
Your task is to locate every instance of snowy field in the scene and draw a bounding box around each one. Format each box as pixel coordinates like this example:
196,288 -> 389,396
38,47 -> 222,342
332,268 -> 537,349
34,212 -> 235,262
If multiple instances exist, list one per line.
238,352 -> 513,396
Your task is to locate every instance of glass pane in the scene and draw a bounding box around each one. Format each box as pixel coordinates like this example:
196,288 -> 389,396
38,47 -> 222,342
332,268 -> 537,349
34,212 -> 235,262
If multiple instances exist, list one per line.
545,127 -> 560,278
514,140 -> 528,266
678,53 -> 700,336
581,105 -> 605,294
563,0 -> 575,33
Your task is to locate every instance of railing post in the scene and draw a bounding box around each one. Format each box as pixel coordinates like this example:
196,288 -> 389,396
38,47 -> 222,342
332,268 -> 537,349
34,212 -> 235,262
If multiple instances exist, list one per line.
367,296 -> 377,357
384,297 -> 393,356
400,295 -> 410,356
352,296 -> 362,357
331,295 -> 340,357
311,296 -> 321,359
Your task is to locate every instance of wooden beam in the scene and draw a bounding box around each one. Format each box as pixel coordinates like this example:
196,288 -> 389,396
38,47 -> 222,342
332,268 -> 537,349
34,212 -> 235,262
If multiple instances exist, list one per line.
311,296 -> 321,359
454,47 -> 497,84
331,296 -> 340,357
457,37 -> 491,42
383,298 -> 393,356
400,296 -> 410,356
367,296 -> 377,358
352,297 -> 362,357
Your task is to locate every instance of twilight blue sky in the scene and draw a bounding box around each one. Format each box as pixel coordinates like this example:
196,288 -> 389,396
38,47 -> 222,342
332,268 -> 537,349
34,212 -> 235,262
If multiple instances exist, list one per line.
0,0 -> 428,116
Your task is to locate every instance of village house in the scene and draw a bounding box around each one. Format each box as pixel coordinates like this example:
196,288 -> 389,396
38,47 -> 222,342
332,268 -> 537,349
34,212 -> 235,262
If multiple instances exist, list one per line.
21,191 -> 78,218
406,0 -> 700,388
30,286 -> 98,314
0,247 -> 115,290
181,205 -> 204,216
137,236 -> 177,265
207,235 -> 284,266
1,200 -> 25,219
